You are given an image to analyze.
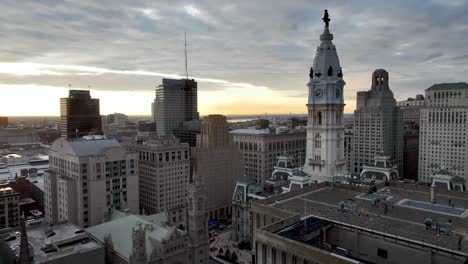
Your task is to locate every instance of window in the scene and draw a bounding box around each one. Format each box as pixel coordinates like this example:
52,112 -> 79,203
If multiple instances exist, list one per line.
314,133 -> 321,148
377,248 -> 388,259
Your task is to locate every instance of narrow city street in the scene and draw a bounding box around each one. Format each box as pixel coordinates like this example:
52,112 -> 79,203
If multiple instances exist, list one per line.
209,229 -> 252,264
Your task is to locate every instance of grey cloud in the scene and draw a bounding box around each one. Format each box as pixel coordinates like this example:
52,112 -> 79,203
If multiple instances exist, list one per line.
0,0 -> 467,100
423,51 -> 444,61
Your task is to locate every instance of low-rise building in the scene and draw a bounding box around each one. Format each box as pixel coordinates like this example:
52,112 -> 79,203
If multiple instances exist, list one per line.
232,155 -> 295,245
6,222 -> 104,263
252,182 -> 468,264
87,210 -> 188,264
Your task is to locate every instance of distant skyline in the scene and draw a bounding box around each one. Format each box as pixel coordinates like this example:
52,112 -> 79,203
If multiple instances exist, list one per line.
1,0 -> 468,116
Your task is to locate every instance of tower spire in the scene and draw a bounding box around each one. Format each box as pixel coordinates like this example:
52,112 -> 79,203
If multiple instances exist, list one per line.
19,214 -> 31,264
184,32 -> 188,79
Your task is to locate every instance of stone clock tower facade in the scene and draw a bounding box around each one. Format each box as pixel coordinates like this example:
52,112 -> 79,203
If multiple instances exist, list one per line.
303,10 -> 346,182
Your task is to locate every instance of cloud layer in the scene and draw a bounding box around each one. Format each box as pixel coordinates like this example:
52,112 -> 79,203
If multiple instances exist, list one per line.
1,0 -> 468,115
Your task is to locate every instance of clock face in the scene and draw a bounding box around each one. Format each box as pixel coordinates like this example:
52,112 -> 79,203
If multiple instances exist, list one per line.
314,88 -> 323,98
336,88 -> 341,98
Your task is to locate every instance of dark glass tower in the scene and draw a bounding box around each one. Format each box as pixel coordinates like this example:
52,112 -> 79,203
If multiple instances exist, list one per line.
60,90 -> 102,139
155,78 -> 199,136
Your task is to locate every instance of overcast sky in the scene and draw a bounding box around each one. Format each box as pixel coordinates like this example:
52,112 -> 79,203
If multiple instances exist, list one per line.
1,0 -> 468,116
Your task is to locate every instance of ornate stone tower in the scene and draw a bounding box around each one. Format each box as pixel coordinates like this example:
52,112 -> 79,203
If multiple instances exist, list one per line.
352,69 -> 403,176
129,223 -> 147,264
187,164 -> 209,264
303,10 -> 346,182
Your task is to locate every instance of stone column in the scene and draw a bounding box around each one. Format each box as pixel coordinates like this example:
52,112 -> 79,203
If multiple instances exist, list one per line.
431,183 -> 436,203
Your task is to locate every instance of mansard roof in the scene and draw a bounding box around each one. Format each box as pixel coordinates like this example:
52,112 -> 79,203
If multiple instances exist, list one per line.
426,82 -> 468,91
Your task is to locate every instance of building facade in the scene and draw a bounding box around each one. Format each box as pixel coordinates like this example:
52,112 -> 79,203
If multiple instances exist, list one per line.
302,14 -> 346,182
396,94 -> 425,125
60,90 -> 102,139
44,136 -> 139,228
155,78 -> 199,136
231,128 -> 306,183
0,186 -> 19,229
418,83 -> 468,184
191,115 -> 243,220
173,120 -> 201,147
403,132 -> 419,180
124,136 -> 190,228
344,126 -> 354,174
0,116 -> 8,128
352,69 -> 403,176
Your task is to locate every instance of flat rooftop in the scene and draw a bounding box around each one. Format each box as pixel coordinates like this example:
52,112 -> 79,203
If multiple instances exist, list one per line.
0,163 -> 49,181
273,185 -> 468,253
6,223 -> 102,262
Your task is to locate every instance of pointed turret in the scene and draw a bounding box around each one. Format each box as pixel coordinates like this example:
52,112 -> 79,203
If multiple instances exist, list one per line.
186,165 -> 209,263
19,214 -> 31,264
129,223 -> 147,264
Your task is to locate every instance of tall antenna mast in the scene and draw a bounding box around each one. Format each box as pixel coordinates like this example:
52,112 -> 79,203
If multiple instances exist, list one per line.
184,31 -> 188,79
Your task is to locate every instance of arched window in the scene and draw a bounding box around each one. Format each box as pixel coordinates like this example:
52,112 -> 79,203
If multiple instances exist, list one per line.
328,66 -> 333,76
316,112 -> 322,125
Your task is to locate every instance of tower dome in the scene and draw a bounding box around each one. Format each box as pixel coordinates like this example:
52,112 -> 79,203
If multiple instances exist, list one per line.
312,26 -> 341,79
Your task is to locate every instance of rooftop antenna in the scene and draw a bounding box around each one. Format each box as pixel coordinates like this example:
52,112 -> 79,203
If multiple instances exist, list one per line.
184,31 -> 188,79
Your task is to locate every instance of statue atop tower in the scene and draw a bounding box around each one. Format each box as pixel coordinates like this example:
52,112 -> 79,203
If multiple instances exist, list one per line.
322,9 -> 330,27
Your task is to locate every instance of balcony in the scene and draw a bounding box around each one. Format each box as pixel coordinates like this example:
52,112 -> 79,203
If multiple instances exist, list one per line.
309,159 -> 324,166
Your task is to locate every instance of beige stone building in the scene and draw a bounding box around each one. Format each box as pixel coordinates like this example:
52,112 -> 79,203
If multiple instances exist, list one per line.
124,136 -> 190,227
419,83 -> 468,185
192,115 -> 243,220
44,136 -> 139,228
231,128 -> 306,183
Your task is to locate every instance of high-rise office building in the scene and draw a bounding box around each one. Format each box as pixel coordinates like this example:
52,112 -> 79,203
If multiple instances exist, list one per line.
231,128 -> 306,183
155,78 -> 199,136
352,69 -> 403,177
418,82 -> 468,186
191,115 -> 243,220
60,90 -> 102,139
124,136 -> 190,228
302,13 -> 346,182
44,136 -> 139,228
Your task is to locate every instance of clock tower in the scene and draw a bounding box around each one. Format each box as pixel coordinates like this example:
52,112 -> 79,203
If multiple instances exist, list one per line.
303,10 -> 346,182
